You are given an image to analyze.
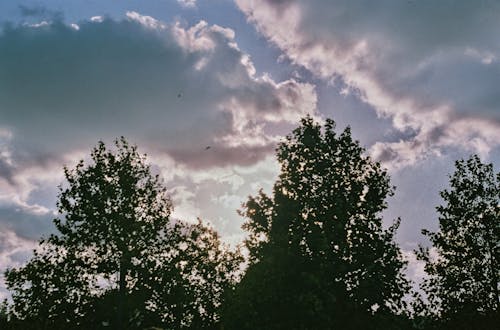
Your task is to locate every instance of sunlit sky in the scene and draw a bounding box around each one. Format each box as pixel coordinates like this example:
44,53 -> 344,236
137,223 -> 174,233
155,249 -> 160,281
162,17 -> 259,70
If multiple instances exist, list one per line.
1,0 -> 499,299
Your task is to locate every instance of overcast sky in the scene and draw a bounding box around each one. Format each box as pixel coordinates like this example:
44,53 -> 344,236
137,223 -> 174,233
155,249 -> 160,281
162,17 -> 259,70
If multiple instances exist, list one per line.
1,0 -> 499,299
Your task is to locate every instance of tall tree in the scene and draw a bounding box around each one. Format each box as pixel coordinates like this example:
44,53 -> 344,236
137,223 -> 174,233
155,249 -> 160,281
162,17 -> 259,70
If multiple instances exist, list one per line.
223,116 -> 409,330
417,155 -> 499,329
5,138 -> 241,329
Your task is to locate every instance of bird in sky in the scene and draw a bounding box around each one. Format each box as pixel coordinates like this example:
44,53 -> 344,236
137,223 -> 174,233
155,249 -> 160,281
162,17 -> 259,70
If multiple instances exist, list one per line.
205,146 -> 211,150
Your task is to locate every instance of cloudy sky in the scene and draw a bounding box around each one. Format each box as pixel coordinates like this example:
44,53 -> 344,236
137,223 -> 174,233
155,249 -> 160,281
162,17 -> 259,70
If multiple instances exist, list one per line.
1,0 -> 499,299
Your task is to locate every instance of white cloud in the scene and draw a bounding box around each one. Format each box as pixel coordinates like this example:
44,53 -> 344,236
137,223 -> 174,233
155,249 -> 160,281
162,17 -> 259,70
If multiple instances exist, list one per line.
401,249 -> 426,286
236,0 -> 500,168
177,0 -> 197,9
26,20 -> 50,28
465,47 -> 496,65
126,11 -> 165,30
0,230 -> 38,300
142,151 -> 281,248
90,15 -> 103,22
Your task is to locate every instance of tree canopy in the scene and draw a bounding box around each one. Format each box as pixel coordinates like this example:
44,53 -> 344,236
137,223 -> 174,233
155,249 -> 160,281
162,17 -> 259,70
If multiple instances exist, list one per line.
3,122 -> 498,330
5,138 -> 242,329
222,116 -> 410,329
417,155 -> 499,329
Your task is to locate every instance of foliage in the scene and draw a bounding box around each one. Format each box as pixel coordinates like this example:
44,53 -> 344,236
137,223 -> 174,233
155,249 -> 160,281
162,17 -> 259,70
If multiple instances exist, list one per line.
5,137 -> 241,329
223,116 -> 410,329
0,299 -> 9,328
416,155 -> 499,329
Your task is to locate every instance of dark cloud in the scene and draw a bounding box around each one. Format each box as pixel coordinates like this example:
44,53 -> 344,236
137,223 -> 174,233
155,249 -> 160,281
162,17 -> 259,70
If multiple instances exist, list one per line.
17,4 -> 62,22
0,12 -> 316,171
0,158 -> 15,185
0,203 -> 54,240
168,144 -> 276,169
0,13 -> 317,297
372,144 -> 398,164
18,4 -> 49,17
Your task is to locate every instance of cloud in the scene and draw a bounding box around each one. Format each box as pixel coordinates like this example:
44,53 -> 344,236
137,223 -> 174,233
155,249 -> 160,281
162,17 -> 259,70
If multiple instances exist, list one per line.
236,0 -> 500,168
0,12 -> 316,297
0,229 -> 38,300
18,4 -> 51,17
0,202 -> 54,240
133,149 -> 280,247
0,12 -> 317,176
177,0 -> 197,8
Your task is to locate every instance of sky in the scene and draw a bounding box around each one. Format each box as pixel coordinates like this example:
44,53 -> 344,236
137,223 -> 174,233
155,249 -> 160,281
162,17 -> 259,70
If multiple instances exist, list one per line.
1,0 -> 499,299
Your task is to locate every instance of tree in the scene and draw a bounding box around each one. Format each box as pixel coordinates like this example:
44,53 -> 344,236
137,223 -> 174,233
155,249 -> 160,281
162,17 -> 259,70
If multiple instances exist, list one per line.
222,116 -> 410,329
5,138 -> 241,329
417,155 -> 499,329
0,299 -> 10,329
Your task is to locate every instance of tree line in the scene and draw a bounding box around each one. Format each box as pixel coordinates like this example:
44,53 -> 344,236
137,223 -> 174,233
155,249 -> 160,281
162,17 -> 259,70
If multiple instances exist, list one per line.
1,116 -> 498,329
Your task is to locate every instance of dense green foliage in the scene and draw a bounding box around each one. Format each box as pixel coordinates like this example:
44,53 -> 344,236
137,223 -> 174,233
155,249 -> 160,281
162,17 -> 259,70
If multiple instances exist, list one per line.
5,138 -> 242,329
222,116 -> 410,329
416,155 -> 499,329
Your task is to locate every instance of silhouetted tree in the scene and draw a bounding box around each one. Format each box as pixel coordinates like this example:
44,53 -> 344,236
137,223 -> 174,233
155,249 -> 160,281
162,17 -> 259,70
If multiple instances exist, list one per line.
0,299 -> 9,329
417,155 -> 499,329
222,116 -> 410,330
5,138 -> 241,329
